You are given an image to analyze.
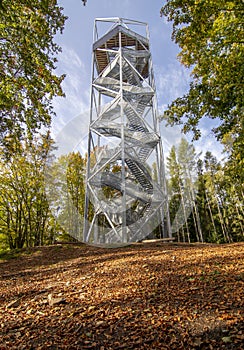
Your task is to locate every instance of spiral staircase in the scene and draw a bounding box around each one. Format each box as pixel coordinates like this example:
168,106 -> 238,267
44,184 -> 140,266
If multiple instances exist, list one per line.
83,18 -> 170,244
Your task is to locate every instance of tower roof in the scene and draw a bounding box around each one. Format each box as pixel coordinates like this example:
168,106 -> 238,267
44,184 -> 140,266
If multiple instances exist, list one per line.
93,24 -> 149,76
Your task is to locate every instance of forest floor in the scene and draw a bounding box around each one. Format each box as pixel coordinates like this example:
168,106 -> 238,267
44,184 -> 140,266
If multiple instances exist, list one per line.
0,242 -> 243,349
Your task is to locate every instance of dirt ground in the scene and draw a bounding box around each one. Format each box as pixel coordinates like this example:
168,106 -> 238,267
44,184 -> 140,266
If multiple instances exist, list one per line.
0,242 -> 243,349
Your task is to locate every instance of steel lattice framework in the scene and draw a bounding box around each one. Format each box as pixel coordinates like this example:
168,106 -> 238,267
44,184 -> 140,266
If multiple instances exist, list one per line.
83,18 -> 171,245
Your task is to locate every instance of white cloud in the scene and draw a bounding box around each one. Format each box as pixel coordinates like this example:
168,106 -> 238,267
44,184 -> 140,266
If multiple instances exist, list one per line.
160,121 -> 183,157
159,119 -> 224,164
155,62 -> 191,111
53,112 -> 90,158
52,45 -> 90,135
155,64 -> 224,160
194,118 -> 224,161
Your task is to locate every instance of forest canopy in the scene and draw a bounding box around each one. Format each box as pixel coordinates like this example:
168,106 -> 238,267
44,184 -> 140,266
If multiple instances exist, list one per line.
160,0 -> 243,141
0,0 -> 66,154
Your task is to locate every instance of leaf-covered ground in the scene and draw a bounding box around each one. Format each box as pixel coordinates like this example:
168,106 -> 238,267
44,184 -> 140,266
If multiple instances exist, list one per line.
0,242 -> 243,349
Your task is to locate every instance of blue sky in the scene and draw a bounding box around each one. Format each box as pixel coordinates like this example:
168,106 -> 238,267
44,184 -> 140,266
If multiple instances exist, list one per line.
53,0 -> 223,160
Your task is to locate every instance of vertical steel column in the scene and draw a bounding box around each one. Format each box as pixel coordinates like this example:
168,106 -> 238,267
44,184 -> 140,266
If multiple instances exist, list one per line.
118,27 -> 127,243
83,20 -> 96,242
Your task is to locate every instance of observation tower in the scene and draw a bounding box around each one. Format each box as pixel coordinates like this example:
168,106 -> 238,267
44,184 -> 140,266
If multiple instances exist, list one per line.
83,18 -> 171,244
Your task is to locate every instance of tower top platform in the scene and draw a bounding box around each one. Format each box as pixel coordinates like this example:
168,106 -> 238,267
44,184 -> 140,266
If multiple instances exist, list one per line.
93,18 -> 149,76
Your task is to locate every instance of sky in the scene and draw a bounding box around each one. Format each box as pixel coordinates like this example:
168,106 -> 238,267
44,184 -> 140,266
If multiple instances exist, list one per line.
52,0 -> 224,161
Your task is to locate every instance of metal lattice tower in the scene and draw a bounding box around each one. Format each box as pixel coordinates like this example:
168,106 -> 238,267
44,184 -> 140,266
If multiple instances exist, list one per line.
84,18 -> 171,245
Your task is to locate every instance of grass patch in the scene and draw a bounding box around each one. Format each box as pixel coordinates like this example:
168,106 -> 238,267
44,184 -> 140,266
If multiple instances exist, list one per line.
0,247 -> 36,261
0,248 -> 22,261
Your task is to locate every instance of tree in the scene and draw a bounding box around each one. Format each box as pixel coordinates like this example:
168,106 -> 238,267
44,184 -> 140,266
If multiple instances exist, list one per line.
0,0 -> 66,153
160,0 -> 244,147
178,138 -> 203,242
166,146 -> 182,240
0,133 -> 56,249
203,151 -> 233,243
195,158 -> 218,242
167,138 -> 201,242
45,151 -> 89,242
65,152 -> 86,240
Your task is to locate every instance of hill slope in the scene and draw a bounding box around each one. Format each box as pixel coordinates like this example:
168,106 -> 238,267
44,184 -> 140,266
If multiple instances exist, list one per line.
0,242 -> 243,349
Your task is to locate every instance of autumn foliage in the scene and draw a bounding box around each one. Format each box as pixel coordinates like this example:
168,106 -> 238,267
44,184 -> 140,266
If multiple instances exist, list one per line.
0,242 -> 243,349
